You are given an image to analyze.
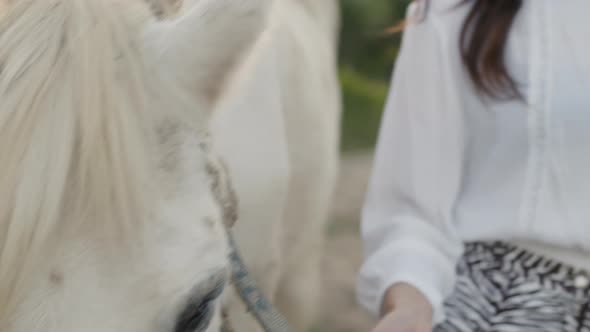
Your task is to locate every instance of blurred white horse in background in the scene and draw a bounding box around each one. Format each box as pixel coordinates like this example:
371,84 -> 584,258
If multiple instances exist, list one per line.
0,0 -> 270,331
211,1 -> 342,331
152,0 -> 341,330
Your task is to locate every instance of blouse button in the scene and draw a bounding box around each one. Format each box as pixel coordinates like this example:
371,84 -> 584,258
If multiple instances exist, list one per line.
574,274 -> 589,289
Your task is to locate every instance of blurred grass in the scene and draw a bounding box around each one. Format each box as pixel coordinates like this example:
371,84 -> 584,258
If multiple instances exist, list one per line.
339,67 -> 389,152
338,0 -> 410,152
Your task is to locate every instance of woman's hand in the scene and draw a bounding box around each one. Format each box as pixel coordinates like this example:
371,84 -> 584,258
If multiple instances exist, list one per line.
371,283 -> 434,332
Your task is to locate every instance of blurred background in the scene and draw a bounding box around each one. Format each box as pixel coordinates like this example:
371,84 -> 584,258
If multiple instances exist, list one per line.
316,1 -> 410,331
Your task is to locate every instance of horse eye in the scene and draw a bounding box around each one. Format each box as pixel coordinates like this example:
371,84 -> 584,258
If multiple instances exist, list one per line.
174,284 -> 224,332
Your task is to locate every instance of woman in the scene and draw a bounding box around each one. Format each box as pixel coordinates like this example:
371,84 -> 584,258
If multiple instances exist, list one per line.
358,0 -> 590,331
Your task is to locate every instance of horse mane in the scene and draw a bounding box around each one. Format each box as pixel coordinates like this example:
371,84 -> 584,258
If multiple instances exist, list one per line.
0,0 -> 155,320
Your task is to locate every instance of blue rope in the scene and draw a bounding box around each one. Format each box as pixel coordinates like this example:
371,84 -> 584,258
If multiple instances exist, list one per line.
227,232 -> 292,332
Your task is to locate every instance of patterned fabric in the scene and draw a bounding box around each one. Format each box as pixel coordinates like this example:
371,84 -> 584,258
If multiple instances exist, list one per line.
435,242 -> 590,332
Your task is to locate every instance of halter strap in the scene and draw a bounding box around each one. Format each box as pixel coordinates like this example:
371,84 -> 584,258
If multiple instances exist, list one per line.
223,232 -> 292,332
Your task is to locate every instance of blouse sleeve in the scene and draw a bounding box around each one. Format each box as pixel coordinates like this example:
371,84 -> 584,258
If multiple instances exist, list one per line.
357,3 -> 467,325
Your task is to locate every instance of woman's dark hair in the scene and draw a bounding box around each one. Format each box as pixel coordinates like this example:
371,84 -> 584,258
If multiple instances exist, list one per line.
459,0 -> 523,99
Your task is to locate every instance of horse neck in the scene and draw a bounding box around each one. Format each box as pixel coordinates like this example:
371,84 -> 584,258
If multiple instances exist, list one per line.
295,0 -> 340,41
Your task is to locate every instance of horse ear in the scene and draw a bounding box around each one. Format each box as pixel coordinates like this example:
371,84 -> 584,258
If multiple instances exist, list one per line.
145,0 -> 271,106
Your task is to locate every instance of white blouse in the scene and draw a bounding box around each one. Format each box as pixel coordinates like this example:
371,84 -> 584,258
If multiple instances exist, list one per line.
357,0 -> 590,324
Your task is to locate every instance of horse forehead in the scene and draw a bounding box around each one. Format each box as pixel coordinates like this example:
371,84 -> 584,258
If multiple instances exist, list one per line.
9,219 -> 227,332
144,0 -> 181,18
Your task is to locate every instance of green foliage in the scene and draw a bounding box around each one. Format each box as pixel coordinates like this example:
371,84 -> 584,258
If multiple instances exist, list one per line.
338,0 -> 410,151
339,0 -> 404,80
339,67 -> 389,151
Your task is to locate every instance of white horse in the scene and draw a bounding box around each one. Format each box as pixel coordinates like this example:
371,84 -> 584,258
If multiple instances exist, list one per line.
0,0 -> 270,331
210,1 -> 341,331
128,0 -> 341,329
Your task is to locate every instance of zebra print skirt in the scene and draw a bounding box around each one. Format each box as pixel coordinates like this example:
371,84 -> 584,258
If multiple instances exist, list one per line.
435,242 -> 590,332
